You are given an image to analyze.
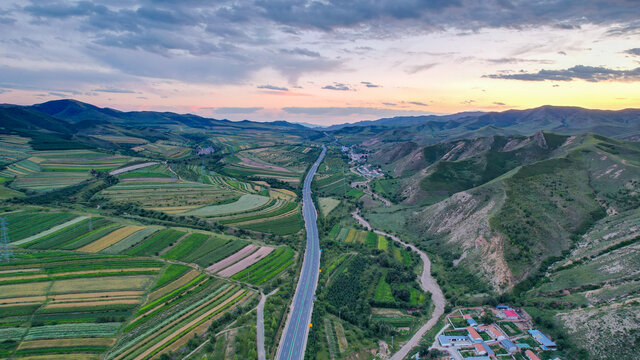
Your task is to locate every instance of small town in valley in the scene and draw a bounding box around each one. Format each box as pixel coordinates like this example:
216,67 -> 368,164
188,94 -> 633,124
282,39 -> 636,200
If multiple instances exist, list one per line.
431,306 -> 560,360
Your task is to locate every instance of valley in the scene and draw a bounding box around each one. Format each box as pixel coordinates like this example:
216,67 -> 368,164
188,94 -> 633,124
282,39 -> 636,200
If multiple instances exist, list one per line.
0,100 -> 639,360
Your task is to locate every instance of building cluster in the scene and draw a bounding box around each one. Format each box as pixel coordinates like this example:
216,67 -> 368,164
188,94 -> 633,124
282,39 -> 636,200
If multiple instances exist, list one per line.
436,306 -> 559,360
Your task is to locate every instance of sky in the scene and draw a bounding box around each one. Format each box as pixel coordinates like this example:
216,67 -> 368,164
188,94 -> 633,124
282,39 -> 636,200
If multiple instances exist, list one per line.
0,1 -> 639,125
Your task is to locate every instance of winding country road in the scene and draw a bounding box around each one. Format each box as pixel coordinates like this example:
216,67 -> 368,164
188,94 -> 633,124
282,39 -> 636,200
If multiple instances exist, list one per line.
351,209 -> 445,359
276,146 -> 326,360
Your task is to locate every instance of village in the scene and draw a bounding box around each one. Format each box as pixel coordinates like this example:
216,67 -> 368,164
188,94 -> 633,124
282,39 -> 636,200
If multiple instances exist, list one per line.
430,306 -> 561,360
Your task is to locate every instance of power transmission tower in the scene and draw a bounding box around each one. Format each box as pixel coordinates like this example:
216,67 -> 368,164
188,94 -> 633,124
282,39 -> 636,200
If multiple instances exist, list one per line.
0,216 -> 12,262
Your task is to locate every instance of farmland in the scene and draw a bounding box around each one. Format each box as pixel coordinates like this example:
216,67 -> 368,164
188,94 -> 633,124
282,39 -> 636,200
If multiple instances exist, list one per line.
0,205 -> 295,359
131,141 -> 191,159
0,251 -> 160,358
1,150 -> 136,192
221,145 -> 319,188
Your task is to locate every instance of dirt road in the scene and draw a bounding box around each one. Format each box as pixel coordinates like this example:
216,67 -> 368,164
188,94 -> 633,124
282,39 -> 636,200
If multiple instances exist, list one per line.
351,209 -> 445,359
257,288 -> 279,360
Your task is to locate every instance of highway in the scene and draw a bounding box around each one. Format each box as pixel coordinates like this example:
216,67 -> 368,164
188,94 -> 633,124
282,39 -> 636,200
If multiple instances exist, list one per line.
276,145 -> 326,360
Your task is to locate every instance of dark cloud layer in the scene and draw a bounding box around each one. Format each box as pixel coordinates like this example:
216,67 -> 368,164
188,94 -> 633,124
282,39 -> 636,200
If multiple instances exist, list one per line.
3,0 -> 640,91
258,84 -> 289,91
322,83 -> 350,91
625,48 -> 640,56
485,65 -> 640,82
361,81 -> 380,88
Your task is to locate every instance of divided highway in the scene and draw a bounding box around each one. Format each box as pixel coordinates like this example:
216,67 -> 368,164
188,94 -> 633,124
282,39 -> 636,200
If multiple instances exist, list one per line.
276,146 -> 326,360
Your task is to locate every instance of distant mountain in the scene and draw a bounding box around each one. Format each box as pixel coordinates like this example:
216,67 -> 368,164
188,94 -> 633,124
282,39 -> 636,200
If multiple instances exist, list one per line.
26,99 -> 311,132
0,99 -> 322,150
324,111 -> 485,130
292,122 -> 328,129
331,105 -> 640,145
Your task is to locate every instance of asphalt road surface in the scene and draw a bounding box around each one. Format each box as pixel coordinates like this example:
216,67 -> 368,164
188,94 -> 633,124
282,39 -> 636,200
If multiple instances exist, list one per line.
276,146 -> 326,360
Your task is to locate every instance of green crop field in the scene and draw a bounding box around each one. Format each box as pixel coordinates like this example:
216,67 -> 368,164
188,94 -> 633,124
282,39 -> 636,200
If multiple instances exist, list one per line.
373,275 -> 395,303
238,210 -> 303,235
161,233 -> 209,260
152,264 -> 191,290
126,228 -> 185,256
23,217 -> 113,250
186,194 -> 270,217
232,247 -> 295,284
3,210 -> 77,242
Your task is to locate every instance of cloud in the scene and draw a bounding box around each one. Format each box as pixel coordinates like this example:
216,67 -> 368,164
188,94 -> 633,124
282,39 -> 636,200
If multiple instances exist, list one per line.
257,84 -> 288,91
625,48 -> 640,56
484,65 -> 640,82
408,101 -> 428,106
406,63 -> 438,74
279,48 -> 320,57
0,88 -> 11,94
493,101 -> 506,106
382,102 -> 396,106
93,88 -> 136,94
361,81 -> 380,88
486,58 -> 553,65
6,0 -> 640,100
209,107 -> 264,114
322,83 -> 350,91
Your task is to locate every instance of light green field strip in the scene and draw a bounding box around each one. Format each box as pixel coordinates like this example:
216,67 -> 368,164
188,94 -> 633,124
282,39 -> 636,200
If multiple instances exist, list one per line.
11,216 -> 89,246
185,194 -> 270,216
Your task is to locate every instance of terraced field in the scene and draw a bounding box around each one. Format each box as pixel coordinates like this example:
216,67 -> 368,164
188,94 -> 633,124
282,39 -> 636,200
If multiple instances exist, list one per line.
0,252 -> 161,359
0,135 -> 32,166
0,207 -> 295,359
185,194 -> 270,217
1,150 -> 136,192
99,180 -> 241,213
221,145 -> 317,187
132,141 -> 191,159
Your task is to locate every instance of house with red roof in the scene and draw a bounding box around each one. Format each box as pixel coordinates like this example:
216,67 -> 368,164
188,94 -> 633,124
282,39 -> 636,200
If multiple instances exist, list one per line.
525,349 -> 541,360
467,326 -> 483,343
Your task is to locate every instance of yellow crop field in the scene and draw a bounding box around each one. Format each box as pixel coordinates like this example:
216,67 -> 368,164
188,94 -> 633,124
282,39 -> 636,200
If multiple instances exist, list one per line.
0,282 -> 50,299
0,273 -> 48,282
77,226 -> 145,253
49,276 -> 153,294
19,337 -> 116,350
345,229 -> 356,243
0,296 -> 47,305
51,291 -> 144,300
18,354 -> 101,360
45,298 -> 141,309
270,188 -> 297,200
